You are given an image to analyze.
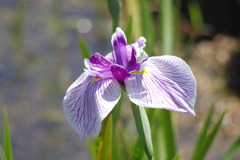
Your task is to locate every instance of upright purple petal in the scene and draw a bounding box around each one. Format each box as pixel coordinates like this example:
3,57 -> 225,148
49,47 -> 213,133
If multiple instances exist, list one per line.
63,72 -> 121,140
125,56 -> 196,116
111,28 -> 128,68
90,53 -> 112,70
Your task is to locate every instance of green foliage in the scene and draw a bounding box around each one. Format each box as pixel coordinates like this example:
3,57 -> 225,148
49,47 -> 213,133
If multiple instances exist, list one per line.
172,152 -> 182,160
138,0 -> 154,57
223,137 -> 240,160
3,109 -> 13,160
106,0 -> 120,31
161,0 -> 174,55
157,110 -> 176,160
97,114 -> 113,160
78,36 -> 91,60
0,143 -> 7,160
125,17 -> 133,44
191,106 -> 226,160
131,102 -> 154,160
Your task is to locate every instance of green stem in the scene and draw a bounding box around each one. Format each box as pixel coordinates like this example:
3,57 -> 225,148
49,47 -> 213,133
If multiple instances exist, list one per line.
130,101 -> 154,160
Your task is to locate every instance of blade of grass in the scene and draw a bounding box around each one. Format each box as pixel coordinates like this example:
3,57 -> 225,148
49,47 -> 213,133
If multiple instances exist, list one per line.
112,91 -> 124,127
193,109 -> 226,160
131,108 -> 155,160
161,0 -> 174,55
97,114 -> 113,160
131,137 -> 145,160
78,35 -> 91,60
172,152 -> 182,160
131,102 -> 154,160
191,103 -> 214,159
125,16 -> 133,44
223,136 -> 240,160
139,0 -> 155,56
111,91 -> 124,160
4,108 -> 13,160
158,109 -> 175,160
0,143 -> 7,160
106,0 -> 120,32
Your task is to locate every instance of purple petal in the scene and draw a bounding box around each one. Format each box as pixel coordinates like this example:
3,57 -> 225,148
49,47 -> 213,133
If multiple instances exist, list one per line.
90,53 -> 112,70
63,72 -> 121,140
105,52 -> 116,63
125,56 -> 196,116
110,64 -> 129,82
111,28 -> 128,68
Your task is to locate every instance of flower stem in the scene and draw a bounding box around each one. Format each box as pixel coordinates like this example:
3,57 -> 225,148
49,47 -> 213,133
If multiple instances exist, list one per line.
130,101 -> 154,160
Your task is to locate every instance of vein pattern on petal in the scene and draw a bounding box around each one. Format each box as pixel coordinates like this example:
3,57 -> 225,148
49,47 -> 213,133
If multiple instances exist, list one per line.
63,72 -> 121,140
125,56 -> 196,116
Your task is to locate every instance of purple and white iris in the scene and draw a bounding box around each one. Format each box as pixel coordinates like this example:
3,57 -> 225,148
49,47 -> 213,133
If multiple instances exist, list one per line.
63,28 -> 196,140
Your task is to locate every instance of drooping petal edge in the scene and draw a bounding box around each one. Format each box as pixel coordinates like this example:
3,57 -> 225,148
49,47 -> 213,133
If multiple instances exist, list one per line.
125,55 -> 196,116
63,72 -> 121,140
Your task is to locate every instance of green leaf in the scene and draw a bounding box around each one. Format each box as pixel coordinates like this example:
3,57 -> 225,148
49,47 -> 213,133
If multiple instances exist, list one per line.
0,143 -> 7,160
97,114 -> 113,160
193,109 -> 226,160
125,17 -> 133,44
139,0 -> 155,56
172,152 -> 182,160
4,108 -> 13,160
191,103 -> 214,159
158,110 -> 175,160
131,108 -> 155,160
188,0 -> 204,32
78,35 -> 91,60
112,132 -> 121,160
106,0 -> 120,32
223,136 -> 240,160
131,102 -> 154,160
131,137 -> 144,160
86,137 -> 100,160
112,91 -> 124,127
161,0 -> 174,55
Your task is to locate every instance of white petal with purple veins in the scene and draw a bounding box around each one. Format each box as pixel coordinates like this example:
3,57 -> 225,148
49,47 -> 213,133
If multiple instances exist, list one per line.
63,72 -> 121,140
125,56 -> 196,116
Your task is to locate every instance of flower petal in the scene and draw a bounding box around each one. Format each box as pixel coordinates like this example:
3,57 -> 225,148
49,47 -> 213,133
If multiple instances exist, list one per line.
63,72 -> 121,140
110,64 -> 130,82
125,56 -> 196,116
90,53 -> 112,70
111,28 -> 128,68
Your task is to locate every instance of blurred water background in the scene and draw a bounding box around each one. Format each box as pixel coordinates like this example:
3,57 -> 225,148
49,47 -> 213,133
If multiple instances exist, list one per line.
1,0 -> 240,160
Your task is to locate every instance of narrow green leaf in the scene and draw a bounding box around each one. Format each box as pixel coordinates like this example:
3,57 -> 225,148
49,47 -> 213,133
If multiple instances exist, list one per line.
4,108 -> 13,160
0,143 -> 7,160
112,91 -> 124,127
191,104 -> 214,159
194,109 -> 226,160
158,110 -> 175,160
86,137 -> 100,160
97,114 -> 113,160
131,102 -> 154,160
112,132 -> 121,160
172,152 -> 182,160
131,137 -> 144,160
188,0 -> 204,32
125,17 -> 133,44
223,136 -> 240,160
78,35 -> 91,60
131,108 -> 155,160
106,0 -> 120,32
161,0 -> 174,55
139,0 -> 155,56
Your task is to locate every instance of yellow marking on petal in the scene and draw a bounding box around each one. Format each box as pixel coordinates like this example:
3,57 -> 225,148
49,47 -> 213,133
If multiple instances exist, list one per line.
131,69 -> 150,75
91,77 -> 101,83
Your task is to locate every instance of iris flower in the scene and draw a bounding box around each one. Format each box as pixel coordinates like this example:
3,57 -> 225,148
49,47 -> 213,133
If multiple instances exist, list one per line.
63,28 -> 196,140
